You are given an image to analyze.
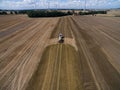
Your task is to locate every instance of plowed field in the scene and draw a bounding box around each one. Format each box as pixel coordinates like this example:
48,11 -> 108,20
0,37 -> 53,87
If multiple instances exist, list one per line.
0,15 -> 120,90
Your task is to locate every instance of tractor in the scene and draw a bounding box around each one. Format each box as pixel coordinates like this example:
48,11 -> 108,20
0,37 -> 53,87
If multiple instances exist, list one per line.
58,33 -> 64,43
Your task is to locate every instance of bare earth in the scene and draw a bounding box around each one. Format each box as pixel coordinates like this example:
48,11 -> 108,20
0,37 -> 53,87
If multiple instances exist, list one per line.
0,15 -> 120,90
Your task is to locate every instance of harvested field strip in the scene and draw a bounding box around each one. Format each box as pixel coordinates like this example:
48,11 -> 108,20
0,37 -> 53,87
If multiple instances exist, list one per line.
0,16 -> 29,31
72,16 -> 120,72
64,17 -> 73,38
0,15 -> 120,90
0,21 -> 25,33
26,44 -> 82,90
0,19 -> 39,58
0,15 -> 28,23
0,20 -> 37,44
0,19 -> 34,38
50,18 -> 62,38
0,20 -> 48,70
0,19 -> 30,32
0,20 -> 50,72
0,20 -> 23,31
70,17 -> 120,90
68,18 -> 98,90
50,17 -> 72,38
0,18 -> 20,25
0,21 -> 49,87
0,18 -> 59,90
76,16 -> 120,41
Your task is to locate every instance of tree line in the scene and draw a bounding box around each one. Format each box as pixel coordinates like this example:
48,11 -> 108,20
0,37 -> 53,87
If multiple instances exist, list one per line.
0,10 -> 107,16
27,10 -> 73,17
0,11 -> 18,15
0,11 -> 7,15
79,11 -> 107,15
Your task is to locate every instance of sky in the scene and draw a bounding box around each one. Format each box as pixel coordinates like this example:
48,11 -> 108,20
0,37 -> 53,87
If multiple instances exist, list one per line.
0,0 -> 120,10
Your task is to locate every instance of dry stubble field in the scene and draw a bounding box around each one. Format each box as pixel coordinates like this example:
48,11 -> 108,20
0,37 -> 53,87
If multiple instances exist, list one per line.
0,15 -> 120,90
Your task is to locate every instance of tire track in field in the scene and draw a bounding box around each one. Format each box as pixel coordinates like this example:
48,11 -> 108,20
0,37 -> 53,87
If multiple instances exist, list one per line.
0,19 -> 34,38
0,19 -> 38,52
0,20 -> 23,32
25,44 -> 82,90
56,44 -> 62,90
71,16 -> 120,90
12,18 -> 59,90
74,16 -> 120,73
25,44 -> 60,90
41,46 -> 54,90
70,17 -> 99,90
50,44 -> 60,90
50,18 -> 62,38
59,45 -> 69,90
0,16 -> 30,31
1,15 -> 120,90
0,19 -> 51,90
0,19 -> 35,45
16,23 -> 51,90
0,16 -> 59,90
50,17 -> 72,39
0,20 -> 43,71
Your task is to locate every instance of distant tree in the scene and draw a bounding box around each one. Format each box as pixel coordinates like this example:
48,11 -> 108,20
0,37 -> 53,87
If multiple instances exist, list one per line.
27,10 -> 72,18
14,11 -> 18,14
19,10 -> 28,14
72,10 -> 75,14
10,11 -> 13,14
0,11 -> 7,15
79,11 -> 107,15
67,11 -> 73,15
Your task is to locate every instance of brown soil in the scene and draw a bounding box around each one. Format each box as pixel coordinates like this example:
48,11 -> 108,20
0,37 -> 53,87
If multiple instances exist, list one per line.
70,16 -> 120,90
0,15 -> 120,90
